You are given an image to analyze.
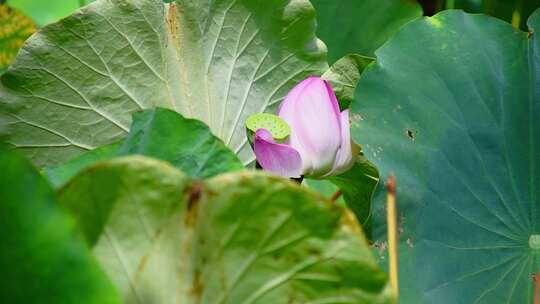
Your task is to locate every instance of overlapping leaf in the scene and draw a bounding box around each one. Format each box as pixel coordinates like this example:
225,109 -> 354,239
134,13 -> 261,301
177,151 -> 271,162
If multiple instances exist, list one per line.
351,9 -> 540,303
44,108 -> 242,188
58,155 -> 392,303
0,146 -> 120,303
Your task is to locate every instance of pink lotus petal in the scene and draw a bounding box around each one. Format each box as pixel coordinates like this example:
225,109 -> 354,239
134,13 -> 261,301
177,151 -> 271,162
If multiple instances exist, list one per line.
326,110 -> 355,176
278,77 -> 342,177
277,77 -> 317,115
254,129 -> 303,178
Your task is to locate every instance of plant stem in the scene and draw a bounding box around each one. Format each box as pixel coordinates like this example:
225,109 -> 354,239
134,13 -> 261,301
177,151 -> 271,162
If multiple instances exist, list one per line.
534,271 -> 540,304
511,0 -> 523,29
330,190 -> 342,203
386,175 -> 399,303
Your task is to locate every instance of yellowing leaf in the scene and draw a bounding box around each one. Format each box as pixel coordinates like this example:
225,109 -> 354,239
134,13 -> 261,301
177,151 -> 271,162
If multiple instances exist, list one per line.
0,5 -> 35,70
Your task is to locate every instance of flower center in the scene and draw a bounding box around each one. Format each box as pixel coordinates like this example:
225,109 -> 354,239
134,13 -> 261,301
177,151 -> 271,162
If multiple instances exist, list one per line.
246,113 -> 290,140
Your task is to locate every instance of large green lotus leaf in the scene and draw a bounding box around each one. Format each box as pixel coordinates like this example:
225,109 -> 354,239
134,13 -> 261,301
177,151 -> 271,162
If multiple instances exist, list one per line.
311,0 -> 422,62
350,9 -> 540,303
0,146 -> 120,303
58,155 -> 391,303
0,0 -> 328,167
44,107 -> 243,188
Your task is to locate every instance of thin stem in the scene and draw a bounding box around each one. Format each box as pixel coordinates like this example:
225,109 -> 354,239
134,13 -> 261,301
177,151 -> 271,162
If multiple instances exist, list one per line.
330,190 -> 342,203
386,175 -> 399,303
534,271 -> 540,304
511,0 -> 524,29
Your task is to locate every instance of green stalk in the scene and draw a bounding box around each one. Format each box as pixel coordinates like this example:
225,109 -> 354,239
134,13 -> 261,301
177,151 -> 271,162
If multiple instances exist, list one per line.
511,0 -> 524,29
386,176 -> 399,303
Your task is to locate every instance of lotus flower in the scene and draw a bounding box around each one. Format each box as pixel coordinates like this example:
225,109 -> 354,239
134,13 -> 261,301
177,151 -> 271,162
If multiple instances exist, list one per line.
253,76 -> 358,178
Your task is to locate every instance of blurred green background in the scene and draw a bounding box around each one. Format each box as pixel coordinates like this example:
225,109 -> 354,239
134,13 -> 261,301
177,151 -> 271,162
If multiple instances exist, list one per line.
5,0 -> 94,26
3,0 -> 540,28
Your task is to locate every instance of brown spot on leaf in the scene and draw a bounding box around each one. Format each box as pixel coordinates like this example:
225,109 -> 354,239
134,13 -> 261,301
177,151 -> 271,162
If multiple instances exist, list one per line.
406,129 -> 415,141
371,241 -> 387,259
308,248 -> 322,256
133,225 -> 167,281
399,215 -> 405,235
185,181 -> 204,226
167,2 -> 178,40
189,269 -> 204,300
133,253 -> 151,283
351,113 -> 363,122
